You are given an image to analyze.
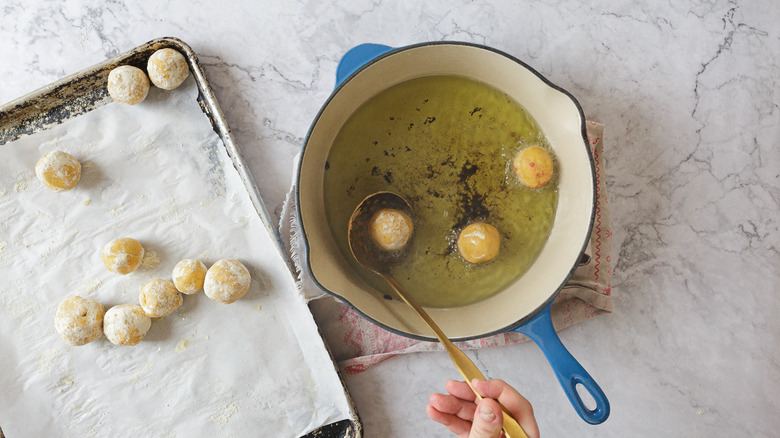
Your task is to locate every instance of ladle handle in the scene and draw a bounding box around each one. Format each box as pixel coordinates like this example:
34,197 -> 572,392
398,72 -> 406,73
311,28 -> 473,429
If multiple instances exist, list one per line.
380,274 -> 529,438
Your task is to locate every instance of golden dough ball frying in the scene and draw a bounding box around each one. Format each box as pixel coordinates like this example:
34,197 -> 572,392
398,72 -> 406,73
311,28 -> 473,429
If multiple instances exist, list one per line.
457,222 -> 500,264
139,279 -> 182,317
172,259 -> 207,295
35,150 -> 81,192
103,304 -> 151,346
147,48 -> 189,90
204,259 -> 251,304
54,296 -> 105,346
369,208 -> 413,251
102,237 -> 144,275
107,65 -> 150,105
513,146 -> 554,189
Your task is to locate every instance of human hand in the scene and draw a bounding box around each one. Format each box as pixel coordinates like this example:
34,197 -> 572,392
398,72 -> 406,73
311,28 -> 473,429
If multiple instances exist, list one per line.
426,378 -> 540,438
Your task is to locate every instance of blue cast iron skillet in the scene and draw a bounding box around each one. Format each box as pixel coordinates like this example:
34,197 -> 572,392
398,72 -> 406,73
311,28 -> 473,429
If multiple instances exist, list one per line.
297,42 -> 609,425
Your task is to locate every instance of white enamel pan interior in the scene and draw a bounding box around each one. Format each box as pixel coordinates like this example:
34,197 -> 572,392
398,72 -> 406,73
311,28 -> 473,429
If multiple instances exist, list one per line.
297,42 -> 595,341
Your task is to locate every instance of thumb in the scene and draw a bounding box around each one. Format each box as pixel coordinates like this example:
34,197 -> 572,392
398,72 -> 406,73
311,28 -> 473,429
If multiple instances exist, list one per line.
469,398 -> 503,438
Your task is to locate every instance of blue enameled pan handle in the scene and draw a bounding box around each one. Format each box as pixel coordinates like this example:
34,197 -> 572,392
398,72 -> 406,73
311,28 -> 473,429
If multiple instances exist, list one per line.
335,44 -> 394,88
511,302 -> 610,424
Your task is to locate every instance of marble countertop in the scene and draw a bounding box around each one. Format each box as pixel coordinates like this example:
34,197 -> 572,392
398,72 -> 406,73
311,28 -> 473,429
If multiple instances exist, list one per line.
1,1 -> 777,436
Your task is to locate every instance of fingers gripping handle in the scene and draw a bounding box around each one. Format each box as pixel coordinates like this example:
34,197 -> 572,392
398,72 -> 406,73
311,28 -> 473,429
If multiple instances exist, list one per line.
512,303 -> 610,425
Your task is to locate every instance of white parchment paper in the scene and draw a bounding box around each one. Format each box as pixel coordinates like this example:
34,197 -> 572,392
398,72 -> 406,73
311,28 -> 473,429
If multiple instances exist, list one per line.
0,76 -> 351,437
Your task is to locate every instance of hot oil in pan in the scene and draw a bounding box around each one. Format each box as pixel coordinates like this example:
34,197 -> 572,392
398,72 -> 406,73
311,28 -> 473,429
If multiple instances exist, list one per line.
324,75 -> 559,308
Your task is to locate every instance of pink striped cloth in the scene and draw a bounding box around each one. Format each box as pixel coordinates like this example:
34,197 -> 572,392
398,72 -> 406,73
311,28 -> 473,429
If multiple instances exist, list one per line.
284,122 -> 613,374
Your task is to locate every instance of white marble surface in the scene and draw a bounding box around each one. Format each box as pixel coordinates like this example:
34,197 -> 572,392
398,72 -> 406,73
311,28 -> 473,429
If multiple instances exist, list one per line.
1,1 -> 778,437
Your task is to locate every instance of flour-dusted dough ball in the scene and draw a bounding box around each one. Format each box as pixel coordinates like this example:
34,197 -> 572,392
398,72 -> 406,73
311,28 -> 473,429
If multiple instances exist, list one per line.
107,65 -> 150,105
102,238 -> 144,275
369,208 -> 413,251
172,259 -> 207,295
35,150 -> 81,192
54,296 -> 105,346
147,48 -> 189,90
103,304 -> 151,346
139,279 -> 182,318
513,146 -> 554,189
204,259 -> 251,304
457,222 -> 501,264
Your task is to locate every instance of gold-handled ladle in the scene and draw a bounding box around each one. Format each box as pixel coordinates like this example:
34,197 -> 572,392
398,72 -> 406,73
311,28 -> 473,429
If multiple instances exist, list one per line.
348,192 -> 528,438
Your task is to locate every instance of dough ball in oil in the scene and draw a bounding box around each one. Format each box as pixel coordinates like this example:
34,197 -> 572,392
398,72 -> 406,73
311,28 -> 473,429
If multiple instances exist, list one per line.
107,65 -> 150,105
54,296 -> 105,346
457,222 -> 500,264
204,259 -> 251,304
172,259 -> 207,295
513,146 -> 554,189
103,304 -> 151,346
102,238 -> 144,275
139,279 -> 182,317
147,48 -> 189,90
369,209 -> 413,251
35,150 -> 81,192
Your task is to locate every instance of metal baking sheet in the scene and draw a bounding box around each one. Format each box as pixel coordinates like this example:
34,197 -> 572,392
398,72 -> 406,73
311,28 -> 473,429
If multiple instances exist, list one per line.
0,37 -> 360,438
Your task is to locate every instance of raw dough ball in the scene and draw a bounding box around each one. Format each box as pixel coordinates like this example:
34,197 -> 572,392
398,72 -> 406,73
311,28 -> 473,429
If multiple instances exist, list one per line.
54,296 -> 105,346
139,279 -> 182,317
513,146 -> 554,189
35,150 -> 81,192
102,237 -> 144,275
103,304 -> 151,346
369,209 -> 413,251
204,259 -> 251,304
172,259 -> 207,295
457,222 -> 500,264
147,48 -> 189,90
107,65 -> 150,105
